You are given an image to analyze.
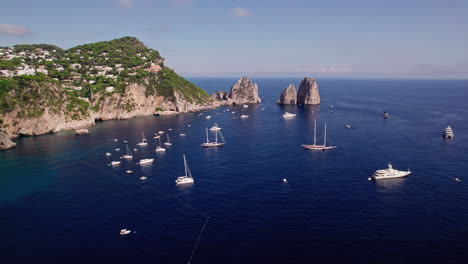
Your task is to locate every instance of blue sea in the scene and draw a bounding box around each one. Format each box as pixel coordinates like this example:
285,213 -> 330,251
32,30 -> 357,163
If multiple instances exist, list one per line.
1,78 -> 467,263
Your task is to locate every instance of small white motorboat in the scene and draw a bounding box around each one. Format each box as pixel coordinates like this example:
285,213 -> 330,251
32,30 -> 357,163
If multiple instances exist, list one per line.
126,170 -> 133,174
105,152 -> 112,156
240,115 -> 249,118
209,123 -> 222,131
111,161 -> 121,166
243,104 -> 248,108
139,158 -> 154,165
158,131 -> 165,134
282,112 -> 296,118
120,229 -> 131,236
115,148 -> 120,151
345,125 -> 351,129
206,115 -> 212,119
133,148 -> 138,152
455,178 -> 461,182
114,139 -> 118,142
180,133 -> 186,137
140,176 -> 147,181
123,140 -> 128,143
188,124 -> 191,127
168,128 -> 173,131
283,179 -> 288,183
231,111 -> 236,114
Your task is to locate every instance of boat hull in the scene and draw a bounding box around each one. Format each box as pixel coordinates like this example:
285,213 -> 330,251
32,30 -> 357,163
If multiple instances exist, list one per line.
369,171 -> 411,180
176,177 -> 194,185
302,144 -> 337,150
201,143 -> 225,147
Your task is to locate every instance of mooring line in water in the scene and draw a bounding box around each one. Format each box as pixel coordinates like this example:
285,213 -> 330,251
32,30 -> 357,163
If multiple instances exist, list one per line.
78,157 -> 211,263
188,216 -> 210,264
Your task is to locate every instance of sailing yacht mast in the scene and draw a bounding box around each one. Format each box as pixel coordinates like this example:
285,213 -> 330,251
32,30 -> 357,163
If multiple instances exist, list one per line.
215,129 -> 218,143
324,123 -> 327,146
183,154 -> 187,177
314,119 -> 317,145
205,128 -> 209,143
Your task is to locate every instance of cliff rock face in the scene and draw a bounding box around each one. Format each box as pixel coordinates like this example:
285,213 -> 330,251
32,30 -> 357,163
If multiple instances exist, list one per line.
0,134 -> 16,150
297,78 -> 320,105
277,84 -> 297,104
212,76 -> 261,105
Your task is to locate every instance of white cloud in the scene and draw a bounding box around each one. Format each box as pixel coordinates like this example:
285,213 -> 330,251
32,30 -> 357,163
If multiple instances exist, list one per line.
114,0 -> 134,8
0,24 -> 32,36
231,7 -> 252,17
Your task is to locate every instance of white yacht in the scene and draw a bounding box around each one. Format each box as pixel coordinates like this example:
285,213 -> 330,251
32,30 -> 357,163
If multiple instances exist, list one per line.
158,131 -> 165,134
209,123 -> 222,131
282,112 -> 296,118
136,132 -> 148,146
139,158 -> 154,165
206,115 -> 212,119
111,161 -> 121,166
122,144 -> 133,159
180,133 -> 186,137
302,120 -> 337,150
444,126 -> 454,139
164,134 -> 172,146
368,163 -> 411,180
120,229 -> 131,236
115,148 -> 120,151
240,114 -> 249,118
140,176 -> 147,181
201,127 -> 225,147
243,104 -> 249,108
105,152 -> 112,156
175,154 -> 194,185
155,137 -> 166,152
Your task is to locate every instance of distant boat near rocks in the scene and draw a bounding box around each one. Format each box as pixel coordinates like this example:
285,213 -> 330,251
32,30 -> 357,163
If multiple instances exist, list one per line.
75,128 -> 90,135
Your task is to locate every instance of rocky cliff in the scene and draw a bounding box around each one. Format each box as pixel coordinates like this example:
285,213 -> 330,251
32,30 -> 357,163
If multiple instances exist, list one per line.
277,84 -> 297,104
212,76 -> 261,105
0,37 -> 221,150
297,78 -> 320,105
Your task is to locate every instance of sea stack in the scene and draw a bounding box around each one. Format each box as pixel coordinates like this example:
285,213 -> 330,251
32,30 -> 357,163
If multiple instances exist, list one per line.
212,76 -> 261,105
277,84 -> 297,104
297,78 -> 320,105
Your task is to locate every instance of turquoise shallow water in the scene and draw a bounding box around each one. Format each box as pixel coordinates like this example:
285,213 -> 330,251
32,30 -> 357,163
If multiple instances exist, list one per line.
1,78 -> 467,263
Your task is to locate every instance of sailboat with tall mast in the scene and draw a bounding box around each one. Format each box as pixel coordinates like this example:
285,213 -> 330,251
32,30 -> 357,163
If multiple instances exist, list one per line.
175,154 -> 194,185
302,119 -> 337,150
136,132 -> 148,146
155,136 -> 166,152
122,144 -> 133,159
164,134 -> 172,146
201,127 -> 225,147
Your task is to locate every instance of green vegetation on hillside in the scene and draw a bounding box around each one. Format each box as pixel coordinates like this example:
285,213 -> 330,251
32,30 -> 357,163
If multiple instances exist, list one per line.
154,67 -> 210,103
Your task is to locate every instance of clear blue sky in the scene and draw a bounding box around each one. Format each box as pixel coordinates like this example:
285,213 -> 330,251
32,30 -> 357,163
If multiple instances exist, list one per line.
2,0 -> 468,78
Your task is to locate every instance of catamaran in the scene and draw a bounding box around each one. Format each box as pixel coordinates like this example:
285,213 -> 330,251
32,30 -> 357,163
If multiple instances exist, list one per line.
368,163 -> 411,180
155,137 -> 166,152
122,144 -> 133,159
164,134 -> 172,146
136,132 -> 148,146
302,120 -> 337,150
210,123 -> 222,131
175,154 -> 194,185
201,127 -> 225,147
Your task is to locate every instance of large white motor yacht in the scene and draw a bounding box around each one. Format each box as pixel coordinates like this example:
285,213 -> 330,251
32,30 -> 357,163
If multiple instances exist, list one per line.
368,163 -> 411,180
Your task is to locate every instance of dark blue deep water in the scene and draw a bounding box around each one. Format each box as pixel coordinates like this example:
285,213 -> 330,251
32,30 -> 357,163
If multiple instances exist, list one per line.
1,78 -> 467,263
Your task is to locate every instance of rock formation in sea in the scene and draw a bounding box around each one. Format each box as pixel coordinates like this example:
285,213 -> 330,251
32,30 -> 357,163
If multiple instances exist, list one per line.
297,78 -> 320,105
0,134 -> 16,150
212,76 -> 261,105
277,84 -> 297,104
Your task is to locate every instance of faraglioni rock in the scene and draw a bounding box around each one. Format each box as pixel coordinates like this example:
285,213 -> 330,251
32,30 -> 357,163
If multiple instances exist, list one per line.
0,134 -> 16,150
212,76 -> 261,105
297,78 -> 320,105
277,84 -> 297,104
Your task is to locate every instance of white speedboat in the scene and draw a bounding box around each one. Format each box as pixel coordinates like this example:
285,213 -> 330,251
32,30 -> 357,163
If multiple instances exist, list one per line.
120,229 -> 131,236
201,127 -> 225,147
302,120 -> 337,150
368,163 -> 411,180
168,128 -> 172,131
136,132 -> 148,146
139,158 -> 154,165
282,112 -> 296,118
206,115 -> 212,119
283,179 -> 288,183
114,139 -> 118,142
105,152 -> 112,156
240,115 -> 249,118
180,133 -> 186,137
209,123 -> 222,131
115,148 -> 120,151
126,170 -> 133,174
243,104 -> 248,108
111,161 -> 121,166
345,124 -> 351,129
140,176 -> 147,181
176,154 -> 194,185
158,131 -> 165,134
153,135 -> 160,139
444,126 -> 454,139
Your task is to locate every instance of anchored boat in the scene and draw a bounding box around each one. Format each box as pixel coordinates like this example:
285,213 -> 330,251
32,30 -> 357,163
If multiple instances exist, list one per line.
175,154 -> 194,185
302,120 -> 337,150
368,163 -> 411,180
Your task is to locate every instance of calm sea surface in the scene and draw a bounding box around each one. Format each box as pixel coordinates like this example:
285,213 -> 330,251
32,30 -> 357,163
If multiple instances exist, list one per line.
1,78 -> 467,263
